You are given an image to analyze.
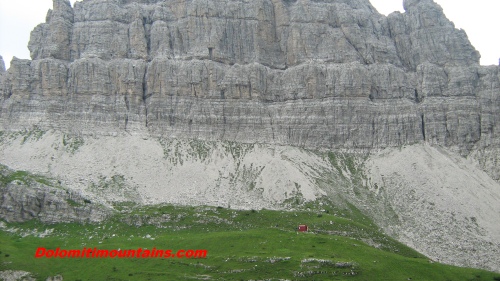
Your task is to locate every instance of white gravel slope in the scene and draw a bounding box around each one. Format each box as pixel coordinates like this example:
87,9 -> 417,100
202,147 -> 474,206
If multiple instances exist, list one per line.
365,144 -> 500,272
0,131 -> 329,210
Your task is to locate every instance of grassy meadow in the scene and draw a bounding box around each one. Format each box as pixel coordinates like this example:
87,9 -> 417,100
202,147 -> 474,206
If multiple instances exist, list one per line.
1,203 -> 500,280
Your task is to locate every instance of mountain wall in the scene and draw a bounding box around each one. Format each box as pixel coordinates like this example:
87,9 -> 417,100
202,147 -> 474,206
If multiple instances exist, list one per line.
1,0 -> 499,180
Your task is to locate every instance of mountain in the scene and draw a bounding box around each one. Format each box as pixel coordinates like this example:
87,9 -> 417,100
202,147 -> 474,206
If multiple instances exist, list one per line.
1,0 -> 499,274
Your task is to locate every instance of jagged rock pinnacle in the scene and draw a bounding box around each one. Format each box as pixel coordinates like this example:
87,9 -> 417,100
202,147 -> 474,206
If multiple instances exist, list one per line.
0,56 -> 5,73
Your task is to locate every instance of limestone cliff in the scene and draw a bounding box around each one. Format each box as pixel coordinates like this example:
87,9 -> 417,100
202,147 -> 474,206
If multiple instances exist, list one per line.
2,0 -> 496,178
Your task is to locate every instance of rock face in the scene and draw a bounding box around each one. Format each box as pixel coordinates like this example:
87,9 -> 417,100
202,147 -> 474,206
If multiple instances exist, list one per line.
2,0 -> 498,180
0,164 -> 109,223
1,181 -> 108,223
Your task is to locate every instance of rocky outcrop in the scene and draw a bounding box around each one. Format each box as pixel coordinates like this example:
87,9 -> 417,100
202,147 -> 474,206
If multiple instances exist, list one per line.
28,0 -> 74,61
389,0 -> 480,70
0,270 -> 36,281
0,165 -> 110,223
0,56 -> 5,73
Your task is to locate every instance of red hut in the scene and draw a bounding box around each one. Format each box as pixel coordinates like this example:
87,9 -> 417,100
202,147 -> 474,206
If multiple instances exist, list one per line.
298,225 -> 308,232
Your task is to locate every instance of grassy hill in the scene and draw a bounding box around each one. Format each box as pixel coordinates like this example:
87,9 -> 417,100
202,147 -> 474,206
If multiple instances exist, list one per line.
1,203 -> 499,281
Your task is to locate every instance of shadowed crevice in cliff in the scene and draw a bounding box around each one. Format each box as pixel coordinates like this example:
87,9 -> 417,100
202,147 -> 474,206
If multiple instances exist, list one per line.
421,113 -> 426,141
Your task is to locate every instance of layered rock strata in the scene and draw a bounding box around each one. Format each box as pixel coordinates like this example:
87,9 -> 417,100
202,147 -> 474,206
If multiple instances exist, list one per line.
0,0 -> 499,173
1,0 -> 497,179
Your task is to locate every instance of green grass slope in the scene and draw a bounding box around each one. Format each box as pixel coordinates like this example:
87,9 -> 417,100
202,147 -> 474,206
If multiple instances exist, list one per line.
1,204 -> 499,281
